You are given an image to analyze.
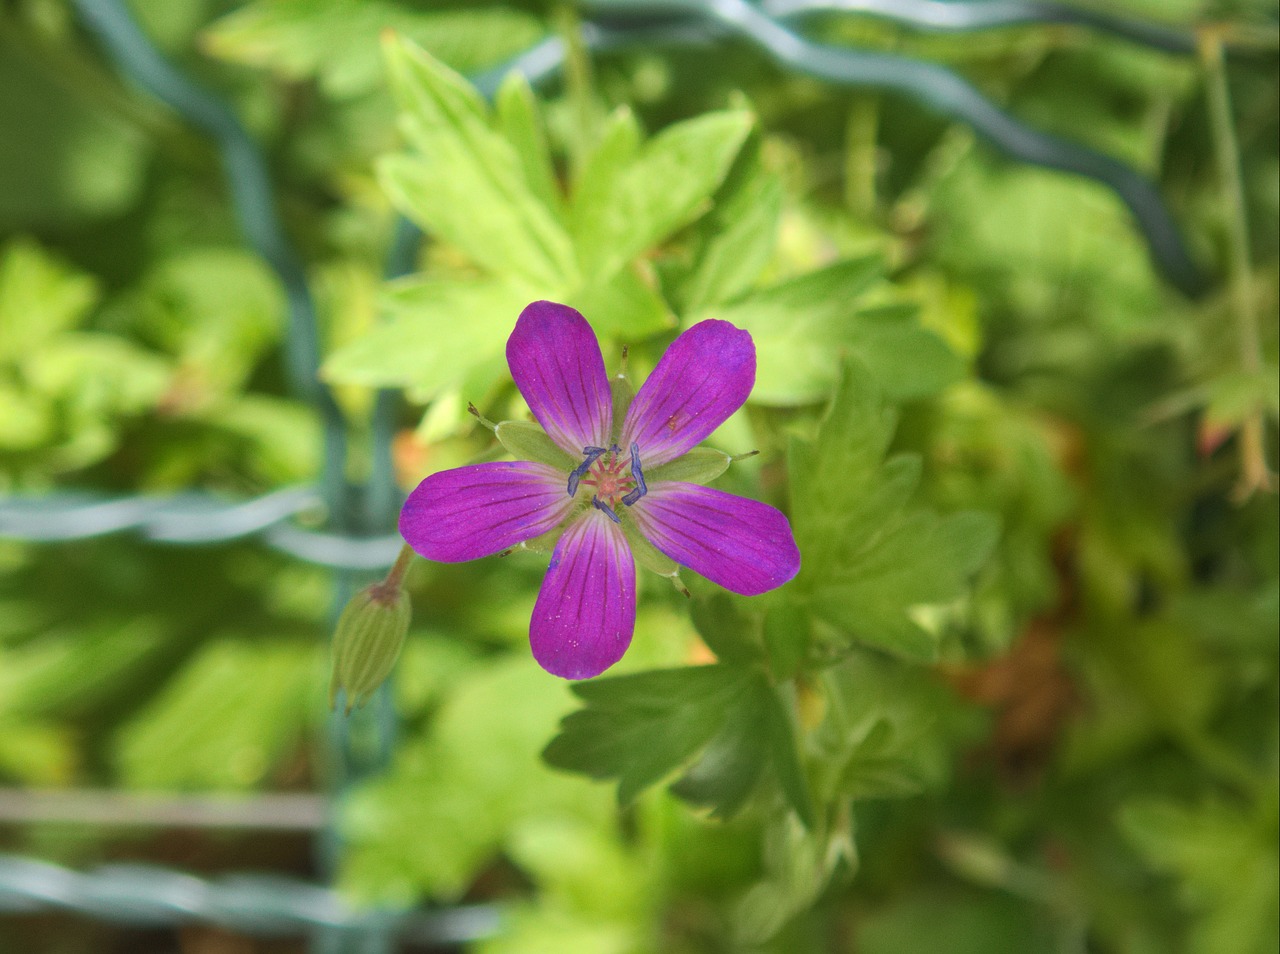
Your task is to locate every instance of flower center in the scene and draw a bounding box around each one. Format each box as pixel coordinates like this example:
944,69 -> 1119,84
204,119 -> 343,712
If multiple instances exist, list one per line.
567,443 -> 647,523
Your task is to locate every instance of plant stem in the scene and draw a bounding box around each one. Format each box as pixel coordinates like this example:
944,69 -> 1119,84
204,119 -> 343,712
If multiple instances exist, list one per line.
555,3 -> 597,183
1200,27 -> 1274,498
381,543 -> 416,592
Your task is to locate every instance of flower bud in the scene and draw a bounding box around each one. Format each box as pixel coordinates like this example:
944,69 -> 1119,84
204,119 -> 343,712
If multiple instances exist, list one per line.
329,582 -> 410,714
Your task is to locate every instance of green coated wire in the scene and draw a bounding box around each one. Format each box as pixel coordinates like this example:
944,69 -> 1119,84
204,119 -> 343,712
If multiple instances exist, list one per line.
580,0 -> 1212,296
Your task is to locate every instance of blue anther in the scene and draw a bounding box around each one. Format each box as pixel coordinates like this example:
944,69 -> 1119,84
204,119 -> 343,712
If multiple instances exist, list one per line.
567,446 -> 606,497
592,495 -> 621,524
621,442 -> 647,507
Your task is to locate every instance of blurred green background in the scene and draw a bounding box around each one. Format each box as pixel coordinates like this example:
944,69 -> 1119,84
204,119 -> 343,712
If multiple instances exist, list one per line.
0,1 -> 1276,953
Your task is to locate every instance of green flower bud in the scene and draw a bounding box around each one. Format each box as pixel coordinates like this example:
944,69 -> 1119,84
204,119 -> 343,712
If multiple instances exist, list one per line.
329,582 -> 410,714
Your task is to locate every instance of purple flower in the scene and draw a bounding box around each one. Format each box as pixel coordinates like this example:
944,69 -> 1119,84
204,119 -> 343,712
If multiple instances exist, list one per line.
399,301 -> 801,679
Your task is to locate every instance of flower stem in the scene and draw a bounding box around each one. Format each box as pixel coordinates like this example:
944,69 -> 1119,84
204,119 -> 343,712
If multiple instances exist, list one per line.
381,543 -> 416,593
1199,26 -> 1275,498
554,3 -> 598,181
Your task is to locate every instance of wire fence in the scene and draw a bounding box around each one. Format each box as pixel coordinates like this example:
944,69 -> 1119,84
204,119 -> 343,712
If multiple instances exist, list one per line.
0,0 -> 1222,950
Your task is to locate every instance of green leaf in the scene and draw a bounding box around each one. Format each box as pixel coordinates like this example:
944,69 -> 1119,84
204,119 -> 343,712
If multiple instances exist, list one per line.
0,385 -> 52,451
762,599 -> 810,681
25,333 -> 171,420
204,0 -> 545,98
790,362 -> 999,660
712,259 -> 963,405
542,665 -> 754,805
322,278 -> 527,394
1121,798 -> 1280,954
735,813 -> 852,943
339,660 -> 603,901
669,679 -> 770,819
379,38 -> 576,290
566,261 -> 674,340
114,639 -> 317,790
132,248 -> 284,392
689,593 -> 761,665
567,107 -> 642,263
813,655 -> 957,802
1203,365 -> 1280,428
762,685 -> 815,825
0,717 -> 73,785
679,141 -> 783,313
571,110 -> 753,280
0,238 -> 99,362
495,71 -> 562,216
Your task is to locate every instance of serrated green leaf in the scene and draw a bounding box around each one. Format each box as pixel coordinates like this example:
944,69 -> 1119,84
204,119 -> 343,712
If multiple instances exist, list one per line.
571,110 -> 753,280
791,362 -> 998,659
380,38 -> 576,290
669,679 -> 769,818
734,812 -> 851,944
542,665 -> 754,805
495,70 -> 562,216
566,260 -> 674,340
679,142 -> 783,313
713,259 -> 963,405
814,655 -> 954,802
322,278 -> 527,394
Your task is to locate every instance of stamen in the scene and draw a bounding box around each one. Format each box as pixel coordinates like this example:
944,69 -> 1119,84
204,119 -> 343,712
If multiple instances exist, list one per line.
621,442 -> 647,507
591,495 -> 621,524
567,446 -> 606,497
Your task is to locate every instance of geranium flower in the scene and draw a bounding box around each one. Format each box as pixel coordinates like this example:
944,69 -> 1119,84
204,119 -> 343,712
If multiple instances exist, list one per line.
399,301 -> 800,679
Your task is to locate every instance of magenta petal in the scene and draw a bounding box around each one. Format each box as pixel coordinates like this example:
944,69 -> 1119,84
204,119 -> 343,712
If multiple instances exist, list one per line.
630,481 -> 800,596
400,461 -> 572,562
530,510 -> 636,680
621,320 -> 755,468
506,301 -> 612,457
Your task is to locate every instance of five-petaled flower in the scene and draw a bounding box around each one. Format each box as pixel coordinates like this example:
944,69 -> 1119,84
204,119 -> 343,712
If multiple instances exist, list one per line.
399,301 -> 800,679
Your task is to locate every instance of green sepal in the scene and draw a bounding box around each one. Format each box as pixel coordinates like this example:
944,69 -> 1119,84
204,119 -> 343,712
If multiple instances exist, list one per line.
620,515 -> 687,594
495,420 -> 575,469
610,369 -> 635,443
647,447 -> 733,485
517,522 -> 568,554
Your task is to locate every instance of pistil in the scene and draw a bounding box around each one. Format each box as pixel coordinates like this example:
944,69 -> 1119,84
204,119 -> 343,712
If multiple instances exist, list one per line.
569,443 -> 649,514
